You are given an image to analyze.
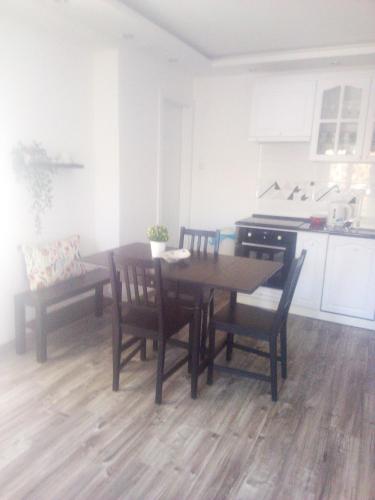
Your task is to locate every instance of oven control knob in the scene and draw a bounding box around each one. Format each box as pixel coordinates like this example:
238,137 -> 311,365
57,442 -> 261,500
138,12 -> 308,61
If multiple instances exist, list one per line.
247,232 -> 252,237
277,235 -> 282,241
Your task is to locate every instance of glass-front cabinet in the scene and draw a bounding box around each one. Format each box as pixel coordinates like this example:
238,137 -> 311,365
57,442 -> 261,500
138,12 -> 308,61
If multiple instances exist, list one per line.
310,78 -> 371,161
363,80 -> 375,161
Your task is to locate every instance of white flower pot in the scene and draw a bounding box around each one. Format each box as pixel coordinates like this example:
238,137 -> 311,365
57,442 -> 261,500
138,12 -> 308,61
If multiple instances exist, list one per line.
150,241 -> 166,258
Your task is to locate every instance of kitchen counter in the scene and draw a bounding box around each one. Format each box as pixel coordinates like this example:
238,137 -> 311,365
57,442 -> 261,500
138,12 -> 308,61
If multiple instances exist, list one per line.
235,213 -> 375,331
298,223 -> 375,239
235,215 -> 375,239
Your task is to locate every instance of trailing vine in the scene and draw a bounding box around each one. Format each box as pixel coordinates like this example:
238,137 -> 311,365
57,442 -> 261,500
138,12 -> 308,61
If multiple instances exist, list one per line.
12,142 -> 57,235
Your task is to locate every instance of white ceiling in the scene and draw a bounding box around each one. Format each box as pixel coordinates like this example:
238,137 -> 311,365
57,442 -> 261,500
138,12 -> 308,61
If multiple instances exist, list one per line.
1,0 -> 209,72
119,0 -> 375,59
3,0 -> 375,73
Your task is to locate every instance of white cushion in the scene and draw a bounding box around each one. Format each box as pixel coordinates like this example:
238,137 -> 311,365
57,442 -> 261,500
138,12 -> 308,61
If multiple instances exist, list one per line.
21,235 -> 87,291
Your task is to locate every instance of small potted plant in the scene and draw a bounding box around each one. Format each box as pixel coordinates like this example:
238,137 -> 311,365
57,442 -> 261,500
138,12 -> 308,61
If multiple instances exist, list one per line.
147,225 -> 169,258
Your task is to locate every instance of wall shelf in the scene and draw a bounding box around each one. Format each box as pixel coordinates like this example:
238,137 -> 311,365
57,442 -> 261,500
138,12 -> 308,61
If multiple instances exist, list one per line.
25,162 -> 84,169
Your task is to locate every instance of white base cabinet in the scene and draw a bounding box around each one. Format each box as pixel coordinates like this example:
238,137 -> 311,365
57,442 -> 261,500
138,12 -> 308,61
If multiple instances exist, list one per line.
321,235 -> 375,320
294,232 -> 328,310
237,231 -> 375,330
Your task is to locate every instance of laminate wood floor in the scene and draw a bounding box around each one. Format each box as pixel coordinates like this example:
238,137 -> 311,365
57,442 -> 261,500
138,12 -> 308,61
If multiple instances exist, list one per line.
0,307 -> 374,499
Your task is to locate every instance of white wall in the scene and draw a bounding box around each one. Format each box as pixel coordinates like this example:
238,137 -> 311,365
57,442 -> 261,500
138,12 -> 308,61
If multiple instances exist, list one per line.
93,49 -> 120,251
190,75 -> 260,230
0,12 -> 195,345
0,13 -> 98,345
118,47 -> 194,244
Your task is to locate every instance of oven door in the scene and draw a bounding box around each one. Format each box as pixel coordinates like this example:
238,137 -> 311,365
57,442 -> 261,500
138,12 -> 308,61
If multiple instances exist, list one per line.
235,227 -> 297,290
239,241 -> 286,289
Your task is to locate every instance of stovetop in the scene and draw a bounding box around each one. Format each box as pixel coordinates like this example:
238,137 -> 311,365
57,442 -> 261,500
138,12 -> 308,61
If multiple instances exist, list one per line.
236,215 -> 306,230
235,214 -> 375,239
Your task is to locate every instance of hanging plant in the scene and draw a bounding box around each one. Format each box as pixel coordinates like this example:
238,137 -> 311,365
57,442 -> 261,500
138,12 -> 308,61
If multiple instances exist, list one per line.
12,142 -> 57,235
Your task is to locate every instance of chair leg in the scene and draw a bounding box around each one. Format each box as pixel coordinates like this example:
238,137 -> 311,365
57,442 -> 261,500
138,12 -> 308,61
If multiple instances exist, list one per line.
280,322 -> 287,379
140,339 -> 147,361
226,333 -> 234,361
152,339 -> 158,351
209,291 -> 214,318
112,326 -> 122,391
15,295 -> 26,355
155,338 -> 166,404
207,323 -> 215,385
200,305 -> 208,358
188,321 -> 193,374
269,336 -> 278,402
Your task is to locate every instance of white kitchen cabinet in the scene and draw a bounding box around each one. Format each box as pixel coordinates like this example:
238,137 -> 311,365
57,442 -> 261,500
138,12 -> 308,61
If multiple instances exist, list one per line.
363,79 -> 375,162
294,232 -> 328,310
321,235 -> 375,320
249,78 -> 316,142
310,77 -> 371,161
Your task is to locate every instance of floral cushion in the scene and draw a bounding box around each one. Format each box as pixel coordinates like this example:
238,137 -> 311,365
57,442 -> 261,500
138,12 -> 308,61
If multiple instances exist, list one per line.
21,235 -> 87,291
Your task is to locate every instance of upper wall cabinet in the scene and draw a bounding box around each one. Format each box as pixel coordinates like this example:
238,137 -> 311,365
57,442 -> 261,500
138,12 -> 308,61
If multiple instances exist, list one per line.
363,79 -> 375,162
249,78 -> 316,142
310,77 -> 371,161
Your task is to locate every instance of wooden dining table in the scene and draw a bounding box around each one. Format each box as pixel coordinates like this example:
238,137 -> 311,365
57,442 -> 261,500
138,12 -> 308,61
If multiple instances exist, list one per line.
84,242 -> 282,399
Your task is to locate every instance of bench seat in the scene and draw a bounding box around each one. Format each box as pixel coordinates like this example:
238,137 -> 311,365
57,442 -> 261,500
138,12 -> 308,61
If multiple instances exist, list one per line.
15,267 -> 110,362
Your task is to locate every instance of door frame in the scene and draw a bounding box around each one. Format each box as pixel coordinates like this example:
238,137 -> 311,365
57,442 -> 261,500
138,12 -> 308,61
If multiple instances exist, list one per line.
156,92 -> 193,233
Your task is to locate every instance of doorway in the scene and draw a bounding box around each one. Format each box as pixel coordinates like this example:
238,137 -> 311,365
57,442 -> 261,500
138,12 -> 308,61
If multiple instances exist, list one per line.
158,98 -> 191,247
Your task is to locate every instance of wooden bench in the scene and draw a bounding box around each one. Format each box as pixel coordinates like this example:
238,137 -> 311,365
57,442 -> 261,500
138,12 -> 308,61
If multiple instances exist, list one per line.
15,267 -> 110,363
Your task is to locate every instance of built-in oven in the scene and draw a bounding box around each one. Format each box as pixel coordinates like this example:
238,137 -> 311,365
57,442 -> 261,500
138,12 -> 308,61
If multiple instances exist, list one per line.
235,226 -> 297,289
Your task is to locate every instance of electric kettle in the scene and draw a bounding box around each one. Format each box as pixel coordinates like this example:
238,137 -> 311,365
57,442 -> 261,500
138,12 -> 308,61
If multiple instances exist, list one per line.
328,202 -> 353,227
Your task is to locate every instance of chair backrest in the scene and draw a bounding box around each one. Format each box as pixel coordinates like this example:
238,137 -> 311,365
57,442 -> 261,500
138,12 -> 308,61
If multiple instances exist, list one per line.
108,252 -> 165,332
179,226 -> 221,256
272,249 -> 307,333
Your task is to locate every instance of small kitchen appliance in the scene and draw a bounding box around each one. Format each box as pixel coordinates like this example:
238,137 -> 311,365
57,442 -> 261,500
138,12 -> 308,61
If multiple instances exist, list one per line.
309,215 -> 327,229
328,202 -> 353,227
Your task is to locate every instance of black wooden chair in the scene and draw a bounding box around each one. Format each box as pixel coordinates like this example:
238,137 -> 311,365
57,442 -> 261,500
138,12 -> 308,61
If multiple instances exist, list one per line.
207,250 -> 307,401
108,252 -> 194,404
178,226 -> 221,356
179,226 -> 221,256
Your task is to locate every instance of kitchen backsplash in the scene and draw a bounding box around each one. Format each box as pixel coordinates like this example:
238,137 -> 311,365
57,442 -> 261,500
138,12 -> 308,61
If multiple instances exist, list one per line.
256,143 -> 375,227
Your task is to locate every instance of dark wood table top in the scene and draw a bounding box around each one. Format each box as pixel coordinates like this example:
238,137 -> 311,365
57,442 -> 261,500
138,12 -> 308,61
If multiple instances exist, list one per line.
84,242 -> 282,295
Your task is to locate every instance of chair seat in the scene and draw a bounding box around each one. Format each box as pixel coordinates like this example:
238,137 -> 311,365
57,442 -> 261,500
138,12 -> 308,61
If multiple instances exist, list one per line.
121,300 -> 193,338
212,302 -> 277,340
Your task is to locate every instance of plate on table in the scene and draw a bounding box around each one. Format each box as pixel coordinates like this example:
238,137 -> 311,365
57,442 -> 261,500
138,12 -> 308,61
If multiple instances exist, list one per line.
160,249 -> 191,263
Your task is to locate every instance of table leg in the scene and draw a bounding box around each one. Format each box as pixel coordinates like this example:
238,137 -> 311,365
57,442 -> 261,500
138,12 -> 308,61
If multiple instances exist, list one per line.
36,304 -> 47,363
200,304 -> 208,359
191,295 -> 202,400
226,291 -> 237,360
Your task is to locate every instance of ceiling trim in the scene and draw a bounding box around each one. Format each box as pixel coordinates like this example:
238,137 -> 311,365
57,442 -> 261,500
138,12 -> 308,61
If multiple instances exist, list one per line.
116,0 -> 375,71
211,43 -> 375,69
